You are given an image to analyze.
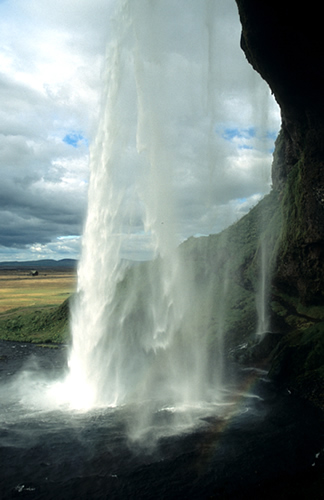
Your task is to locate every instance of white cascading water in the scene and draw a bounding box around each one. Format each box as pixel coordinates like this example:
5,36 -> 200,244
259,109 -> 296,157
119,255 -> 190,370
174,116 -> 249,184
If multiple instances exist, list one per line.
256,239 -> 270,338
60,0 -> 277,417
65,0 -> 222,410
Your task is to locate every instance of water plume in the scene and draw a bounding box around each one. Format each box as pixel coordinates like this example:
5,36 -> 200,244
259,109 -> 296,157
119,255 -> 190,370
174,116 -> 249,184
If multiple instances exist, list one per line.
66,0 -> 224,413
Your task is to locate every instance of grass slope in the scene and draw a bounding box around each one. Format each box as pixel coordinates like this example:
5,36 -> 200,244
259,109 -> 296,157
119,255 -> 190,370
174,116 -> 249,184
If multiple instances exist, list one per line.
0,299 -> 70,344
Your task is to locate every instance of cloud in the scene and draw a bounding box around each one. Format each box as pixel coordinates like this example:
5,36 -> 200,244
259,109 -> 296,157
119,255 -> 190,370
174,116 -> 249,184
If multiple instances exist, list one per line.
0,0 -> 107,260
0,0 -> 280,262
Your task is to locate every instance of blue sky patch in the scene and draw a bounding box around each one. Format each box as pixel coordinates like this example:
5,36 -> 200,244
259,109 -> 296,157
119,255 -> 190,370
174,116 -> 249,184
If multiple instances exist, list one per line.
63,132 -> 88,148
222,127 -> 256,141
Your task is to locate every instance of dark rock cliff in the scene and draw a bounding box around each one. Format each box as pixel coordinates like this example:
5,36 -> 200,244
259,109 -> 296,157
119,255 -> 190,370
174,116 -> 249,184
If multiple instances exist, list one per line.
235,0 -> 324,406
235,0 -> 324,304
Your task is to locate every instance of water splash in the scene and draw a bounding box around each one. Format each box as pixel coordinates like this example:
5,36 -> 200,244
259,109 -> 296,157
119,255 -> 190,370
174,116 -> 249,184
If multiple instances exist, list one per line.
65,0 -> 224,411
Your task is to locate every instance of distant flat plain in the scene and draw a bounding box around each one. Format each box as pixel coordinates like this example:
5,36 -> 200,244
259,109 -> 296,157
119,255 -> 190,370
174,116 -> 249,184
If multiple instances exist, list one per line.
0,269 -> 77,313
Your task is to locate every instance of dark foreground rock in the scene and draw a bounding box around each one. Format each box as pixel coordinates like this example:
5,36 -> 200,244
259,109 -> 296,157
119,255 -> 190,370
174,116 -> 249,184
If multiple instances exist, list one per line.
0,342 -> 323,499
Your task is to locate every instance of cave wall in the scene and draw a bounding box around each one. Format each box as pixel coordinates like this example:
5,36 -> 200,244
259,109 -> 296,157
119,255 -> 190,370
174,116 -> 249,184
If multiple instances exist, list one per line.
235,0 -> 324,304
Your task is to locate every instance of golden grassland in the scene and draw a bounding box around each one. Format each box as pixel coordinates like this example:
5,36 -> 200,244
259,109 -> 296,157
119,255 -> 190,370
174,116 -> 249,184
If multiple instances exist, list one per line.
0,270 -> 77,313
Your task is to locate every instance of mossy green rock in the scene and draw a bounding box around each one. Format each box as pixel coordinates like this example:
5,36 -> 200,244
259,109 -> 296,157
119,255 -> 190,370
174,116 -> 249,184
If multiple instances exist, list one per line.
269,323 -> 324,408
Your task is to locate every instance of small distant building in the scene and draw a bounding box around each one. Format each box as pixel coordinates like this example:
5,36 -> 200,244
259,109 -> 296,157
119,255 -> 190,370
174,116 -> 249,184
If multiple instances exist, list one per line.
30,270 -> 39,276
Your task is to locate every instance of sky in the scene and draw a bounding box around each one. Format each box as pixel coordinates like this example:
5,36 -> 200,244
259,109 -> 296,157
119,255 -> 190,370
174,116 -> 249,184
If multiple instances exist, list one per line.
0,0 -> 280,262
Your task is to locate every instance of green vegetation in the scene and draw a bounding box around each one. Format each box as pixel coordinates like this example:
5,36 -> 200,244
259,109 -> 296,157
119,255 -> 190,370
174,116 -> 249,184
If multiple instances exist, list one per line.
0,269 -> 75,344
269,322 -> 324,408
0,271 -> 76,313
0,298 -> 71,344
179,190 -> 283,346
279,157 -> 305,253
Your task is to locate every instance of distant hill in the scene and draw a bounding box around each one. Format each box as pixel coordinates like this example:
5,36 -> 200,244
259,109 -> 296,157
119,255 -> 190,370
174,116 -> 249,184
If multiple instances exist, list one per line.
0,258 -> 144,271
0,259 -> 77,270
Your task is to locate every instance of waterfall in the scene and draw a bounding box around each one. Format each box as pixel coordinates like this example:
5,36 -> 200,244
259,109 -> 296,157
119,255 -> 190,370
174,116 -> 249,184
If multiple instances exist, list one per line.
256,238 -> 270,338
65,0 -> 223,410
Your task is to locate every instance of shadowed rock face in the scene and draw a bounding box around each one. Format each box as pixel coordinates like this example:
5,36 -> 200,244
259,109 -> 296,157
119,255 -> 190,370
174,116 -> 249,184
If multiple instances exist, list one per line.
235,0 -> 324,304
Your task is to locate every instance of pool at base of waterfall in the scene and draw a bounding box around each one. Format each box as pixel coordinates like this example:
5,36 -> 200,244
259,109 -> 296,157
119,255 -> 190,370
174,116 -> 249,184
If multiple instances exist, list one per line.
0,341 -> 323,500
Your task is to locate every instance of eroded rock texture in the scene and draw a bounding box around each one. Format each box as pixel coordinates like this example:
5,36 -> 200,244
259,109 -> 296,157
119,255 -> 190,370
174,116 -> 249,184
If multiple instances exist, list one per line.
235,0 -> 324,304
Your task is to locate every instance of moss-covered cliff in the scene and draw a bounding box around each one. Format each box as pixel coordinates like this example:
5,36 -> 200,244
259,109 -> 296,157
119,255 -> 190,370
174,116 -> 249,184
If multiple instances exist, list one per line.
234,0 -> 324,406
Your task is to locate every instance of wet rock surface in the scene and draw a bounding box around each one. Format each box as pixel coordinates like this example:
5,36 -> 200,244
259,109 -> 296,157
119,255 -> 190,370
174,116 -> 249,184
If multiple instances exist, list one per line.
0,341 -> 323,499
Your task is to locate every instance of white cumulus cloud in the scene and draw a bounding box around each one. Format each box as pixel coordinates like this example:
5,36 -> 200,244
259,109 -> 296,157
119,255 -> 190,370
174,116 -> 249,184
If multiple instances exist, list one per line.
0,0 -> 280,261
